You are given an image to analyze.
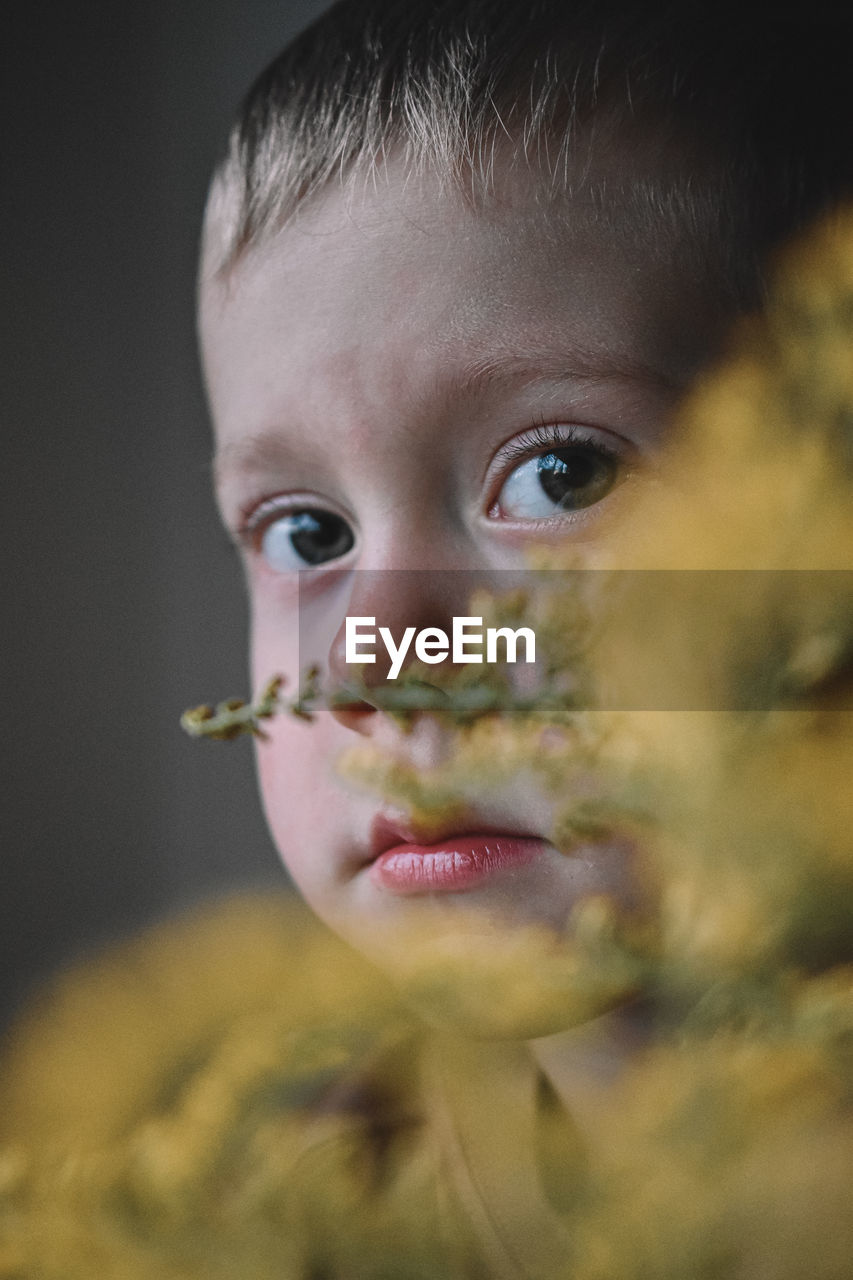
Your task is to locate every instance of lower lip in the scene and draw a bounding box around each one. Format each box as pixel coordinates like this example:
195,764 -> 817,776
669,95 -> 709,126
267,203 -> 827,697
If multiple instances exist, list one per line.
368,834 -> 546,895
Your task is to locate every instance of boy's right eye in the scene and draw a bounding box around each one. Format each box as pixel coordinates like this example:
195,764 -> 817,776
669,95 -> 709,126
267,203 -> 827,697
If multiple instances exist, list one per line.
247,506 -> 356,570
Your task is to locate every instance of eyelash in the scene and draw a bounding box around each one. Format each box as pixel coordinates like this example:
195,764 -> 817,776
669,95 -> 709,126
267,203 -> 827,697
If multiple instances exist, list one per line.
238,495 -> 303,550
495,420 -> 618,467
488,419 -> 627,505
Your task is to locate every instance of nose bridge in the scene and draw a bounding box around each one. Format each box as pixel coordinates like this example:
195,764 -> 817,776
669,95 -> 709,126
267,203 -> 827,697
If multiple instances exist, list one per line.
326,567 -> 487,690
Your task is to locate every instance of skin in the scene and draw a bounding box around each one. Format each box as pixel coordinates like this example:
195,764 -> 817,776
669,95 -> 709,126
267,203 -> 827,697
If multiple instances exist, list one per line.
200,156 -> 730,1018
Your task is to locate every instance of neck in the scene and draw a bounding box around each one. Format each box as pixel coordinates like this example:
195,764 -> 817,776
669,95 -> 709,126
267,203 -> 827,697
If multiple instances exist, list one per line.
528,997 -> 655,1144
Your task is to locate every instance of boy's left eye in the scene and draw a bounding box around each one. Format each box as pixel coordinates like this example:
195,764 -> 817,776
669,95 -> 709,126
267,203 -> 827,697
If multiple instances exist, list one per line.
494,429 -> 625,520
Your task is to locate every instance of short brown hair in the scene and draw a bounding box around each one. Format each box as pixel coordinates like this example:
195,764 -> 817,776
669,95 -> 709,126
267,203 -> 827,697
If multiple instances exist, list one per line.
205,0 -> 852,298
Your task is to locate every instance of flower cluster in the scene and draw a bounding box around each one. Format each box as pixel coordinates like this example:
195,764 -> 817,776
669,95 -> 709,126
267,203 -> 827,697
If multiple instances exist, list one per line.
2,209 -> 849,1277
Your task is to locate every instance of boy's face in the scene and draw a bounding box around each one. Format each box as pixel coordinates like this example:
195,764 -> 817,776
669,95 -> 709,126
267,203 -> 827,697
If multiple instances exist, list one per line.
201,158 -> 728,987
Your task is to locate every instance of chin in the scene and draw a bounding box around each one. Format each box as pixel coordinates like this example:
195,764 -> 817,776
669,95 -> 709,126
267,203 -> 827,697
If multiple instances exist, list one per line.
350,903 -> 647,1041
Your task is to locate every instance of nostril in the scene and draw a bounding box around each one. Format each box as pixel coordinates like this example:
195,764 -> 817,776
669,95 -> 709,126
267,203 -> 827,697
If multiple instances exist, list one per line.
328,695 -> 377,733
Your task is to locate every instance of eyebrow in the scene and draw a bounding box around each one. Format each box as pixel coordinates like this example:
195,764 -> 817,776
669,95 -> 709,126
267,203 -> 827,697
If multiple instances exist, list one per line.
214,433 -> 300,491
455,349 -> 680,399
213,349 -> 680,490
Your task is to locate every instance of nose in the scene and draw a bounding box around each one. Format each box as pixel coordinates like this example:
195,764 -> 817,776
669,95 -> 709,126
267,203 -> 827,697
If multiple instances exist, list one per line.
325,568 -> 485,730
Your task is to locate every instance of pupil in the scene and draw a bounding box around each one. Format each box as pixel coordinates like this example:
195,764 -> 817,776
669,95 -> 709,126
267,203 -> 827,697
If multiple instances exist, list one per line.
290,511 -> 353,565
537,448 -> 617,510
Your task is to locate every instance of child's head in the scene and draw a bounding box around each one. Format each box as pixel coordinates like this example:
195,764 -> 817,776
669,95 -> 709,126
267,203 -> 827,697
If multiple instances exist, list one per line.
199,0 -> 851,1013
203,0 -> 850,291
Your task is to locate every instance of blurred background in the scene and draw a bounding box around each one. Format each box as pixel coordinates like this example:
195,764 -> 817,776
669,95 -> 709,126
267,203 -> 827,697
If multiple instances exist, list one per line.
1,0 -> 331,1028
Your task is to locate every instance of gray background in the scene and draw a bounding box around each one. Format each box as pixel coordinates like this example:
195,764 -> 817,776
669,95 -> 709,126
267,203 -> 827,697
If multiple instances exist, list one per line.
1,1 -> 331,1027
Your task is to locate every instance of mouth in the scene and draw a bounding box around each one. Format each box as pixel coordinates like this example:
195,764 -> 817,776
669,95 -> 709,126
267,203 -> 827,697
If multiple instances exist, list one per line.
365,812 -> 551,895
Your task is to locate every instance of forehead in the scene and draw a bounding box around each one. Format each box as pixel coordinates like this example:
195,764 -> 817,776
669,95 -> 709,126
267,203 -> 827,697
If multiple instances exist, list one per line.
200,160 -> 722,451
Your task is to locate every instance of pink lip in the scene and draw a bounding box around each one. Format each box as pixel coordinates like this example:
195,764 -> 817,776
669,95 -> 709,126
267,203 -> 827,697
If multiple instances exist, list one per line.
368,833 -> 546,894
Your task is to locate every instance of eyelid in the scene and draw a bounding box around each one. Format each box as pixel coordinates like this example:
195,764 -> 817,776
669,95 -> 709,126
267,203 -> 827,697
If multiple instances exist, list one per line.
237,492 -> 356,553
485,421 -> 636,511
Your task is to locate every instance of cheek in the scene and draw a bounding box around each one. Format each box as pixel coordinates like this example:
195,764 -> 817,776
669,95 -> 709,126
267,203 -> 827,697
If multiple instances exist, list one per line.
250,583 -> 302,690
249,567 -> 356,693
249,584 -> 360,913
254,717 -> 325,889
252,701 -> 360,933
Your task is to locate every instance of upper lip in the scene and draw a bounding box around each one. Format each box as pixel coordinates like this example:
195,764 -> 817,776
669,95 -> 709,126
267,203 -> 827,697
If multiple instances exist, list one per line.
367,810 -> 539,862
